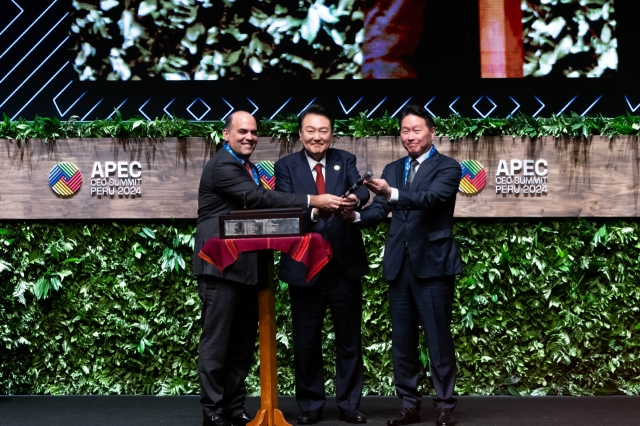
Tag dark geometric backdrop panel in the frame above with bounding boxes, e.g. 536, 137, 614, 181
1, 1, 640, 121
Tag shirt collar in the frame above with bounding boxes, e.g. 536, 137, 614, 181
411, 144, 435, 165
304, 150, 327, 170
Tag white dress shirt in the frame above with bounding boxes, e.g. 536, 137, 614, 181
389, 150, 430, 201
305, 151, 327, 221
353, 150, 430, 222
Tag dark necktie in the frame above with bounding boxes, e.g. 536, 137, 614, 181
314, 163, 325, 194
244, 162, 255, 180
407, 159, 419, 188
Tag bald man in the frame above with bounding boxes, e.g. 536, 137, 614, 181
193, 112, 346, 426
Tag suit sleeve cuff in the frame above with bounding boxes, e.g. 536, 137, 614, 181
389, 188, 399, 203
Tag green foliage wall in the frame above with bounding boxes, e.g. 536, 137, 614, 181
2, 111, 640, 141
2, 219, 640, 396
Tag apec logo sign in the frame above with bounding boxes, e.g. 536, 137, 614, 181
256, 160, 276, 190
459, 160, 486, 195
495, 159, 548, 195
459, 158, 549, 197
49, 161, 143, 198
49, 162, 82, 197
90, 161, 142, 197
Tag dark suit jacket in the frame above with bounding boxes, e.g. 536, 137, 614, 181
274, 148, 370, 286
193, 148, 308, 284
359, 150, 463, 281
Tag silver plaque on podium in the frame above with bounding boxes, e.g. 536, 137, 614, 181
219, 208, 306, 239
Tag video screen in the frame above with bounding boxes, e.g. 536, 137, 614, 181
71, 0, 617, 80
71, 0, 365, 80
523, 0, 617, 78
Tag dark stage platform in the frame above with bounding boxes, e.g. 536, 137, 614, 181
1, 395, 639, 426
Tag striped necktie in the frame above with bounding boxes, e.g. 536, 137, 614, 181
407, 159, 419, 188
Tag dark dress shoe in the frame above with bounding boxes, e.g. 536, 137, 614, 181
297, 410, 322, 424
204, 414, 234, 426
339, 409, 367, 423
231, 411, 254, 426
387, 407, 420, 426
435, 408, 456, 426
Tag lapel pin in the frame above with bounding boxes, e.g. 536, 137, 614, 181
334, 165, 340, 170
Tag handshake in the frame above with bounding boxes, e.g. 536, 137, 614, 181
309, 193, 360, 219
309, 171, 372, 219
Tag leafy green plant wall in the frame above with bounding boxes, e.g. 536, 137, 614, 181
2, 111, 640, 140
2, 219, 640, 396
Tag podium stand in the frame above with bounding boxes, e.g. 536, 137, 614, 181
199, 234, 332, 426
250, 251, 290, 426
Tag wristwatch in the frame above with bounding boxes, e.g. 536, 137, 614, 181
355, 198, 361, 209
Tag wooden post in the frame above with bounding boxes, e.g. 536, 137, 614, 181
479, 0, 524, 78
248, 251, 292, 426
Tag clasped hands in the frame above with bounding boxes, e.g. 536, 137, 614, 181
340, 179, 391, 222
311, 179, 391, 220
309, 193, 359, 219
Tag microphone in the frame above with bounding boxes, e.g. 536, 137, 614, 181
343, 170, 373, 198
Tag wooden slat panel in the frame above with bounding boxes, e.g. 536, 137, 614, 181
0, 137, 213, 219
1, 136, 638, 219
447, 135, 640, 217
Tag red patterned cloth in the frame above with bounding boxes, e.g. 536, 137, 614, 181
199, 233, 333, 283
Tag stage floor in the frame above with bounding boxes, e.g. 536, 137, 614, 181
1, 395, 639, 426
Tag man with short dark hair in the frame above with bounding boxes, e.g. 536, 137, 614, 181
275, 104, 370, 425
193, 111, 347, 426
343, 105, 463, 426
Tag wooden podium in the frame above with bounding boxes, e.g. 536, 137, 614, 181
199, 232, 332, 426
249, 251, 292, 426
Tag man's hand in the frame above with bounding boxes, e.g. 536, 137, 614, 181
340, 209, 356, 222
340, 194, 359, 211
364, 178, 392, 198
310, 194, 343, 210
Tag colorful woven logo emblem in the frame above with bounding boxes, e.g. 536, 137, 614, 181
49, 162, 82, 196
256, 160, 276, 190
459, 160, 486, 195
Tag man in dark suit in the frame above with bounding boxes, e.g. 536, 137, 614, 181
343, 105, 463, 426
274, 105, 370, 425
193, 111, 346, 426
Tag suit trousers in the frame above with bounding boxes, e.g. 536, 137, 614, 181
389, 253, 457, 411
198, 275, 258, 419
288, 259, 364, 412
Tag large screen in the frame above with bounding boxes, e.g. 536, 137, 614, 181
0, 1, 638, 120
71, 0, 619, 80
480, 0, 617, 78
71, 0, 365, 80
